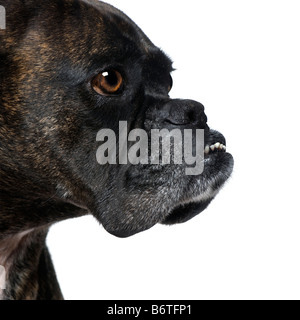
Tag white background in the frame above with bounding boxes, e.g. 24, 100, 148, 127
48, 0, 300, 300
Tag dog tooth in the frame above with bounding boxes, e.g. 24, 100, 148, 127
215, 142, 220, 149
204, 146, 210, 154
210, 145, 215, 151
223, 145, 226, 151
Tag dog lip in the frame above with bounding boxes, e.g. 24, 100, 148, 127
164, 119, 190, 126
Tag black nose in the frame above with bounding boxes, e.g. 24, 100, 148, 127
145, 99, 208, 130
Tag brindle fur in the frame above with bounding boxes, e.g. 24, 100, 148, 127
0, 0, 233, 299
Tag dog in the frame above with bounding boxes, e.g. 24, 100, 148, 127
0, 0, 234, 300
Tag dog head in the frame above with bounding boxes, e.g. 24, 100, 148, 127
0, 0, 233, 237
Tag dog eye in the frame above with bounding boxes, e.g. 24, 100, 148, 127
168, 75, 173, 93
92, 69, 124, 95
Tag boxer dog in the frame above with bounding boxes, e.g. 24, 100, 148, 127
0, 0, 234, 299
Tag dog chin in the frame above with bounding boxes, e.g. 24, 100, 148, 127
104, 152, 233, 238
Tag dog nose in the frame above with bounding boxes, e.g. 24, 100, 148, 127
150, 99, 207, 129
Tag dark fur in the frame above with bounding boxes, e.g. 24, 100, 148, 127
0, 0, 233, 299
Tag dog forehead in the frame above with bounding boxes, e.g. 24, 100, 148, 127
2, 0, 153, 57
44, 0, 154, 55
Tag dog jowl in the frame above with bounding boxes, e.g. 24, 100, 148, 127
0, 0, 234, 300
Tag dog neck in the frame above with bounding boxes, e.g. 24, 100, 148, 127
0, 187, 87, 300
0, 228, 63, 300
0, 229, 35, 270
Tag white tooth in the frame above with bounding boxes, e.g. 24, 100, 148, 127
215, 142, 220, 149
210, 145, 215, 151
223, 145, 226, 151
219, 144, 224, 150
204, 146, 210, 154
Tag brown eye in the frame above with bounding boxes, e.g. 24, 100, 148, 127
92, 69, 124, 95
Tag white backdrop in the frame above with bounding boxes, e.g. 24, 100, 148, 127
47, 0, 300, 300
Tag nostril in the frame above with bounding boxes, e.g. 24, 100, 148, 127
186, 110, 207, 126
187, 110, 196, 123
